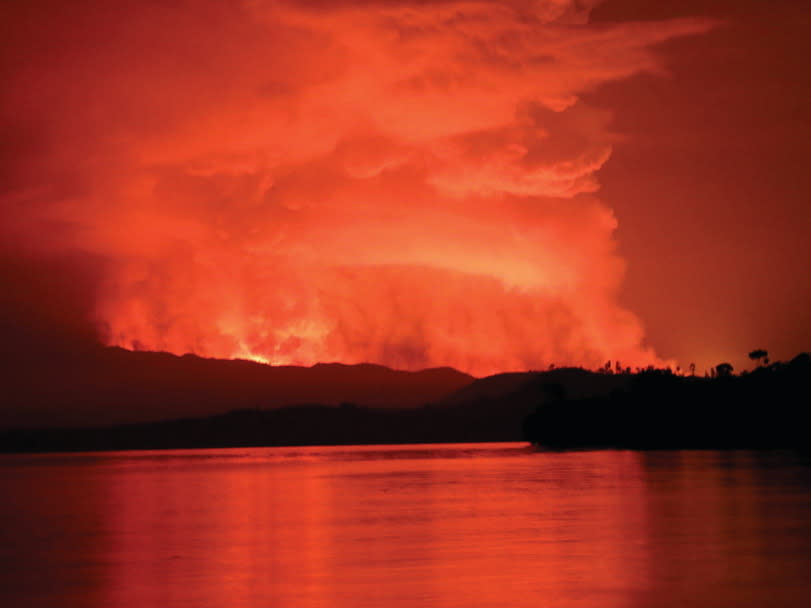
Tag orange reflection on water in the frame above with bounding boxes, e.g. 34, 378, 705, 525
5, 445, 811, 608
98, 445, 650, 608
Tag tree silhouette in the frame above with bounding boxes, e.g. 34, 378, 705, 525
748, 349, 768, 367
715, 362, 734, 377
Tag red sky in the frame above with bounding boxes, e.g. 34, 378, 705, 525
1, 0, 808, 376
588, 0, 811, 372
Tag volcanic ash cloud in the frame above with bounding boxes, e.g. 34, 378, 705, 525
0, 1, 712, 375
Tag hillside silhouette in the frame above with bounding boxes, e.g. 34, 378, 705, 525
524, 353, 811, 449
0, 345, 473, 428
2, 349, 809, 453
1, 362, 636, 452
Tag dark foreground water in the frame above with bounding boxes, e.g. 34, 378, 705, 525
2, 444, 811, 608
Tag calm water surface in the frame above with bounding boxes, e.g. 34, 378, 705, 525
2, 443, 811, 607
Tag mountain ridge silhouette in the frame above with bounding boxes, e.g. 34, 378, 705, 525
1, 346, 475, 429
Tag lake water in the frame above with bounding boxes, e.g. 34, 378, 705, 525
2, 443, 811, 607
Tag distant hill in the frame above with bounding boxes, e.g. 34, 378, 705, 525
440, 367, 630, 407
0, 367, 631, 453
431, 367, 632, 440
0, 404, 521, 453
3, 356, 809, 453
0, 346, 474, 428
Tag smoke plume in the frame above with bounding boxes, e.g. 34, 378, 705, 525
0, 1, 712, 375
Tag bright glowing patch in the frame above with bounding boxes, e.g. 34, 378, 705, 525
0, 1, 712, 375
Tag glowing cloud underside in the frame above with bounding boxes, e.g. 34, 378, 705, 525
0, 1, 712, 375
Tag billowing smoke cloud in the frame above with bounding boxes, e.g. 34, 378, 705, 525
0, 0, 712, 375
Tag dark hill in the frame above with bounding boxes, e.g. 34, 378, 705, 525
0, 346, 474, 429
440, 367, 630, 407
524, 354, 811, 449
0, 367, 649, 453
428, 367, 631, 440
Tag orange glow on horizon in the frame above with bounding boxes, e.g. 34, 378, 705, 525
0, 1, 715, 375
